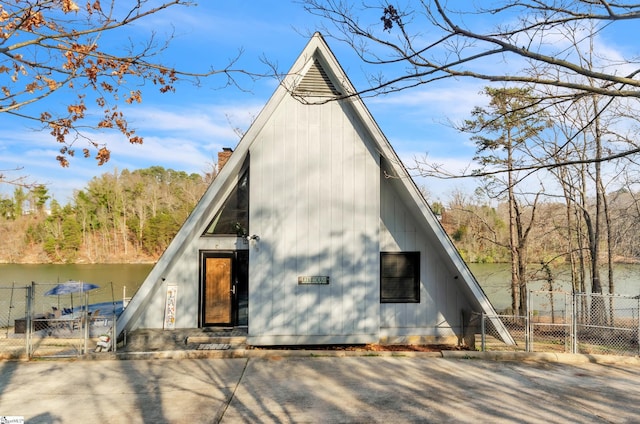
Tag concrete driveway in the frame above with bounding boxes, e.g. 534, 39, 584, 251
0, 354, 638, 423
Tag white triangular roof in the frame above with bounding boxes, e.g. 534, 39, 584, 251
117, 33, 513, 344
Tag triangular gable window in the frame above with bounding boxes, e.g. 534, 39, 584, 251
203, 170, 249, 236
293, 57, 341, 97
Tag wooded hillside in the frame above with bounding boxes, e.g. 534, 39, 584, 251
2, 165, 639, 274
0, 166, 212, 263
435, 191, 640, 266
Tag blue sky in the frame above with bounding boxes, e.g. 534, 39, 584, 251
1, 1, 634, 204
0, 1, 488, 204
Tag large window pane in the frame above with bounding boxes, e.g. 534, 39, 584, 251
203, 170, 249, 236
380, 252, 420, 303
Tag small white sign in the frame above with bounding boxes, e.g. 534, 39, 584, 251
163, 285, 178, 330
298, 276, 330, 285
0, 417, 24, 424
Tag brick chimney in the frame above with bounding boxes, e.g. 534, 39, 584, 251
218, 147, 233, 172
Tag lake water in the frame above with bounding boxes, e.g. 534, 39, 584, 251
470, 263, 640, 311
0, 263, 154, 308
1, 262, 639, 313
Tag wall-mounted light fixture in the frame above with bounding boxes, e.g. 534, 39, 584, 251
246, 234, 260, 242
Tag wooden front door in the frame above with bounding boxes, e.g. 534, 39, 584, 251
203, 256, 233, 325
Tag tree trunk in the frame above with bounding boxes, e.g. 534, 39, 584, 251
507, 140, 520, 316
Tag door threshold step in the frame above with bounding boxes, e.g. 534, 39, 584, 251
187, 336, 246, 345
197, 343, 230, 350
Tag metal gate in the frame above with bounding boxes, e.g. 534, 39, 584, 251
30, 282, 87, 358
0, 283, 117, 359
528, 290, 573, 353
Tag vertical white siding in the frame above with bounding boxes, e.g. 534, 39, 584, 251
329, 103, 344, 335
135, 236, 242, 329
380, 168, 471, 338
249, 95, 380, 342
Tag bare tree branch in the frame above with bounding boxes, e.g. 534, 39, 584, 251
0, 0, 266, 168
303, 0, 640, 178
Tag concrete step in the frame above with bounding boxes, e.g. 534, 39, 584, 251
186, 335, 247, 345
122, 328, 247, 352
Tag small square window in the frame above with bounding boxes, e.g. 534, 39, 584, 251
380, 252, 420, 303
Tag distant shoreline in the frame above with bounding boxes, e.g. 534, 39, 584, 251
0, 260, 157, 265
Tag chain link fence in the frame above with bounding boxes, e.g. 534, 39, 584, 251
575, 293, 640, 356
0, 285, 30, 359
529, 290, 573, 353
481, 291, 640, 356
32, 282, 118, 358
479, 314, 528, 352
0, 282, 119, 359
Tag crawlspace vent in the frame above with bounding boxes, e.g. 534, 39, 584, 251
294, 58, 341, 97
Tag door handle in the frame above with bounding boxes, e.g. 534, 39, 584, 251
230, 285, 236, 295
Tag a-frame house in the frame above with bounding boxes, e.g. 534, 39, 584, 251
117, 33, 513, 347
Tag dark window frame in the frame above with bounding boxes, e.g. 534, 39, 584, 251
203, 168, 249, 236
380, 252, 420, 303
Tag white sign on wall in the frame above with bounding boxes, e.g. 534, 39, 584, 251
298, 276, 330, 285
163, 284, 178, 330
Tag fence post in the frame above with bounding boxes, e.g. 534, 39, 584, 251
526, 290, 531, 352
83, 292, 89, 355
26, 283, 33, 360
572, 292, 577, 354
481, 313, 486, 351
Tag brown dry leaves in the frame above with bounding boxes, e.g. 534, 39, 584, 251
0, 1, 187, 167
